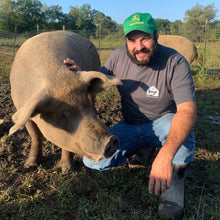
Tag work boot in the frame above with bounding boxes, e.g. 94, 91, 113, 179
158, 164, 188, 220
128, 147, 155, 168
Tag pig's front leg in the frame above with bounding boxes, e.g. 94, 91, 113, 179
61, 149, 74, 173
24, 120, 43, 168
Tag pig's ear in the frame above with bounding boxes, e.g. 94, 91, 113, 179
9, 89, 49, 135
78, 71, 122, 94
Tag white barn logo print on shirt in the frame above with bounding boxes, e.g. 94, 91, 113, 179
146, 86, 159, 98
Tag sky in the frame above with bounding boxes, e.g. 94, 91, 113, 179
41, 0, 220, 24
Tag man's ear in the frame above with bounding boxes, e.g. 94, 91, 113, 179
154, 31, 159, 41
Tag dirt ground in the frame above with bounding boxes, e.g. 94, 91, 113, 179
0, 46, 219, 219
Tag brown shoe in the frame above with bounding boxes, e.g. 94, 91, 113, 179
128, 147, 155, 169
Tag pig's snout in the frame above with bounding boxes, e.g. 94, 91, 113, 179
103, 135, 119, 158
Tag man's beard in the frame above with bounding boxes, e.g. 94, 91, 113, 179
126, 41, 157, 66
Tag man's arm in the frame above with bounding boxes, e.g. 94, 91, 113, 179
148, 100, 197, 196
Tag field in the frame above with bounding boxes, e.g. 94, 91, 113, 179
0, 38, 220, 220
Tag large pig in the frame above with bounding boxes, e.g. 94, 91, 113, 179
9, 31, 121, 173
158, 35, 198, 64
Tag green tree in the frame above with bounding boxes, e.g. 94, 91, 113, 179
0, 0, 17, 31
183, 3, 218, 41
94, 11, 118, 37
184, 3, 218, 25
69, 4, 118, 38
69, 4, 96, 32
15, 0, 43, 32
155, 18, 171, 34
169, 20, 182, 35
41, 4, 65, 30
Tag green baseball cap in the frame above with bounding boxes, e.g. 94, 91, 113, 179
123, 12, 157, 36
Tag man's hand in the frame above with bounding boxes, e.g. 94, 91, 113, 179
63, 58, 82, 71
148, 149, 173, 196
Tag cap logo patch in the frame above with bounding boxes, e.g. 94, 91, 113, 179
132, 15, 140, 22
130, 15, 144, 26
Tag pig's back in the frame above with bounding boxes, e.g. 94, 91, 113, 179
10, 31, 100, 108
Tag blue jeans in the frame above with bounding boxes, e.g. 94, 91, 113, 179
83, 113, 195, 171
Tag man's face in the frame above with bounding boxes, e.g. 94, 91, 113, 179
126, 31, 157, 66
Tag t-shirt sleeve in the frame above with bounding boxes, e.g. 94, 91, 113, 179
170, 56, 196, 105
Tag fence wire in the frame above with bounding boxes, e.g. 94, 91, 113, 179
0, 24, 220, 76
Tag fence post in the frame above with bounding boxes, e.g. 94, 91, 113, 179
13, 25, 17, 60
37, 24, 39, 34
202, 18, 208, 76
99, 23, 101, 55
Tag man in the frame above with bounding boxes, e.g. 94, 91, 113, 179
64, 12, 196, 219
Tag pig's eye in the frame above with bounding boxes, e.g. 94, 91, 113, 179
57, 113, 67, 121
56, 111, 70, 121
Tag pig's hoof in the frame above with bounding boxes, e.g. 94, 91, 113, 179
24, 157, 38, 168
61, 161, 72, 174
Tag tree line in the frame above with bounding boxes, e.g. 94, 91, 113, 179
0, 1, 219, 41
0, 0, 119, 36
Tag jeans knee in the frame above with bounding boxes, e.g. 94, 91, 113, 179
83, 149, 127, 171
152, 113, 174, 144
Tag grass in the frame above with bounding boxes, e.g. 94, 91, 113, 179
191, 39, 220, 76
0, 35, 220, 219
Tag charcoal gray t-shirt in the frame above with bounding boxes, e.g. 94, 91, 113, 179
100, 44, 195, 124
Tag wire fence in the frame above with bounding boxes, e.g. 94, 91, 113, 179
0, 23, 220, 76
